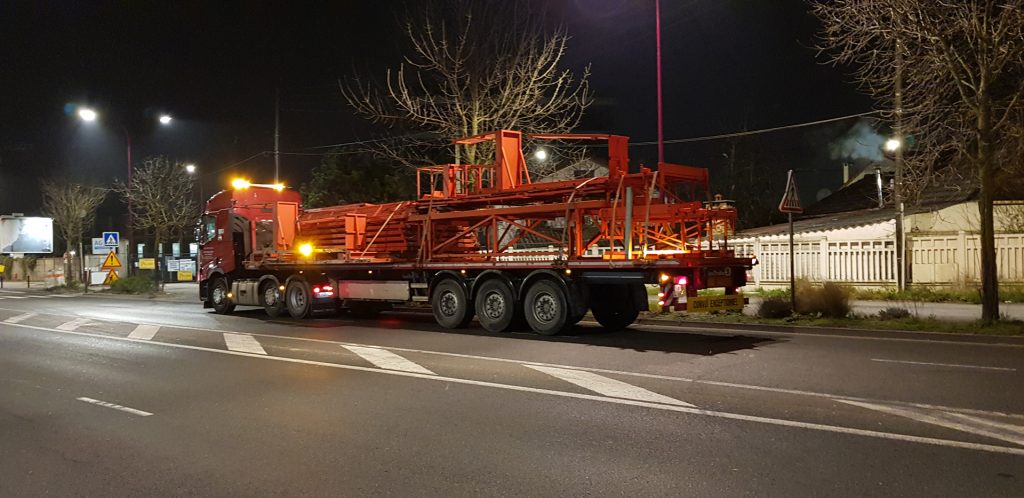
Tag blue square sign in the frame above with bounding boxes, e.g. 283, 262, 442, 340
102, 231, 120, 247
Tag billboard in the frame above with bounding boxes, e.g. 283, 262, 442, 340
0, 217, 54, 254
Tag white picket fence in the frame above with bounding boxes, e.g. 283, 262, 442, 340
734, 231, 1024, 288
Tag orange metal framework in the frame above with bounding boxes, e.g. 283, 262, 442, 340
294, 130, 740, 266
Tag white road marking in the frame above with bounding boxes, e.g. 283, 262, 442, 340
871, 358, 1016, 372
1, 306, 1021, 422
127, 324, 160, 340
3, 296, 28, 299
223, 333, 267, 355
56, 318, 92, 331
5, 321, 1024, 457
526, 364, 694, 406
945, 412, 1024, 438
76, 397, 152, 417
342, 345, 436, 375
4, 313, 37, 323
0, 289, 25, 294
838, 399, 1024, 447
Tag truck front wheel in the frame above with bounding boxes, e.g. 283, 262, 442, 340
431, 279, 473, 329
286, 279, 313, 319
211, 277, 235, 315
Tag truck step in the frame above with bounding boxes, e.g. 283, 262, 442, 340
411, 296, 429, 302
410, 283, 429, 289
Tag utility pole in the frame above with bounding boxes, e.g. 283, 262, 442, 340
655, 0, 664, 165
274, 88, 281, 184
894, 36, 906, 291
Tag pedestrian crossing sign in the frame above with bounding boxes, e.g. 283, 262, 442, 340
778, 170, 803, 214
103, 270, 119, 285
102, 231, 119, 247
101, 250, 122, 270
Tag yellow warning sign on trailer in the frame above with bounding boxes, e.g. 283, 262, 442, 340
685, 294, 745, 313
103, 270, 120, 285
101, 251, 122, 270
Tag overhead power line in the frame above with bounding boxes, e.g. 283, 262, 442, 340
630, 110, 881, 146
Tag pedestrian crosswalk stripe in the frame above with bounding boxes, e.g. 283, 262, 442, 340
342, 345, 436, 375
4, 313, 37, 323
223, 333, 267, 355
525, 365, 695, 407
56, 318, 92, 331
128, 324, 160, 340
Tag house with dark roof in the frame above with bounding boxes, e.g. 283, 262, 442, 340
731, 165, 1024, 288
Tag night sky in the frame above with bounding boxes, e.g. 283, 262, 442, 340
0, 0, 872, 226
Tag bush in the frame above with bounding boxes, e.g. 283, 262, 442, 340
757, 297, 793, 318
795, 280, 851, 318
877, 306, 912, 320
110, 275, 155, 294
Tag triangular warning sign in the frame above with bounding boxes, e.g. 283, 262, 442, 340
778, 169, 804, 214
101, 250, 122, 270
103, 270, 119, 285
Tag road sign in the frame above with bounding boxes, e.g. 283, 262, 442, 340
139, 258, 156, 270
102, 231, 120, 247
0, 264, 5, 274
103, 270, 119, 285
177, 270, 193, 281
778, 170, 803, 214
101, 250, 122, 270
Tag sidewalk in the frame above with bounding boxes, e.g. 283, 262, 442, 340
744, 297, 1024, 322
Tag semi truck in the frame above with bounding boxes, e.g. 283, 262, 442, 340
197, 130, 753, 335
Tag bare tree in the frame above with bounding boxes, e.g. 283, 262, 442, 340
117, 156, 196, 285
40, 180, 107, 285
341, 1, 592, 174
813, 0, 1024, 324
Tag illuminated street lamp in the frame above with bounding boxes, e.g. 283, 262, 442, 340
78, 108, 98, 122
159, 114, 173, 125
534, 149, 548, 161
185, 163, 196, 174
884, 138, 902, 152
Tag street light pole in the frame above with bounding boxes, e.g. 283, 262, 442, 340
123, 126, 134, 276
655, 0, 664, 165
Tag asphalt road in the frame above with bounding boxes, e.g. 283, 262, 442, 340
1, 288, 1022, 496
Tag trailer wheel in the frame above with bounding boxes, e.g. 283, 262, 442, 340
211, 277, 235, 315
524, 279, 569, 336
260, 280, 286, 318
285, 279, 313, 319
431, 279, 473, 329
474, 279, 518, 333
591, 286, 639, 332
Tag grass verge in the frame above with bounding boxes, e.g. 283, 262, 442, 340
639, 310, 1024, 336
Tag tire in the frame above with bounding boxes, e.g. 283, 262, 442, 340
260, 280, 286, 318
431, 278, 473, 328
591, 286, 639, 332
474, 279, 518, 333
210, 277, 235, 315
523, 279, 569, 336
285, 278, 313, 319
349, 301, 388, 319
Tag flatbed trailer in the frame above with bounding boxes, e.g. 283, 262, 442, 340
198, 130, 754, 335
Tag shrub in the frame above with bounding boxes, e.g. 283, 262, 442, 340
110, 275, 155, 294
757, 297, 793, 318
877, 306, 912, 320
795, 280, 851, 318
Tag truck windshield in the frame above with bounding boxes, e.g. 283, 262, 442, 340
200, 215, 216, 244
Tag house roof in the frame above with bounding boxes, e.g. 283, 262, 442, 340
737, 208, 898, 237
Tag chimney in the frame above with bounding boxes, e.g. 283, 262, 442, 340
875, 167, 884, 208
842, 163, 850, 185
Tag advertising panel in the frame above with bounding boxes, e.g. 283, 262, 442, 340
0, 217, 54, 253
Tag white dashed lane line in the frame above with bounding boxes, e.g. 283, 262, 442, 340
342, 345, 436, 375
77, 397, 153, 417
871, 358, 1016, 372
223, 333, 267, 355
526, 364, 695, 407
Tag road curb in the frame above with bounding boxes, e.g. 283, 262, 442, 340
621, 316, 1024, 345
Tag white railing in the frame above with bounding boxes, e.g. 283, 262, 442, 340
734, 239, 897, 288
